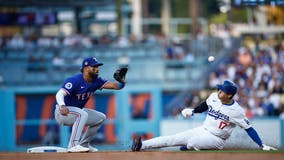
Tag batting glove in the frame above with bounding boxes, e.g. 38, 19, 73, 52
262, 144, 277, 151
181, 108, 194, 118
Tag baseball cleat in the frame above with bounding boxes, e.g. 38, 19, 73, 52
131, 136, 142, 151
67, 145, 90, 153
179, 145, 189, 151
88, 145, 99, 152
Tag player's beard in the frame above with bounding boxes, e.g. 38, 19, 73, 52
89, 71, 98, 79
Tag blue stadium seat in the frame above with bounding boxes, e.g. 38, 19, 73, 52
0, 51, 5, 60
6, 51, 29, 60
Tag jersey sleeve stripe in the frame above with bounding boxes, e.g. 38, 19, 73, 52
61, 88, 70, 95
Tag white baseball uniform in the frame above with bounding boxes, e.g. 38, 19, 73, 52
141, 92, 251, 150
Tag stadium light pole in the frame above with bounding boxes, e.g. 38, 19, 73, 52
116, 0, 122, 35
190, 0, 199, 39
161, 0, 171, 37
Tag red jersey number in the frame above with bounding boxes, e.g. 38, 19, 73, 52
218, 121, 228, 130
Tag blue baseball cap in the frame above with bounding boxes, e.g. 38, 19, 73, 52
217, 80, 237, 95
81, 57, 103, 71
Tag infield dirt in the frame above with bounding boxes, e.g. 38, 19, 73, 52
0, 151, 283, 160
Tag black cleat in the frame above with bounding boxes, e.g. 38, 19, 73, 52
180, 145, 189, 151
131, 136, 142, 151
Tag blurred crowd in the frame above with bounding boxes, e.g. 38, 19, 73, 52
0, 32, 164, 50
206, 38, 284, 119
169, 35, 284, 119
1, 29, 284, 120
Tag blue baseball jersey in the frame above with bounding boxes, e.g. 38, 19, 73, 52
61, 73, 108, 108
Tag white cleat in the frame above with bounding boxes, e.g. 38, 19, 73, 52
88, 145, 99, 152
67, 145, 90, 153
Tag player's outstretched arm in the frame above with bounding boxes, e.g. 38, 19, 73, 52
103, 81, 125, 90
193, 101, 208, 113
181, 101, 208, 118
103, 67, 128, 90
245, 127, 277, 151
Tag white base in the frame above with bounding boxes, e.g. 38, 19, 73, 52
27, 146, 67, 153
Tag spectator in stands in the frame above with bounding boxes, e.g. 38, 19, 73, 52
27, 55, 47, 72
226, 63, 237, 82
99, 33, 113, 45
52, 54, 65, 70
247, 92, 263, 117
267, 92, 281, 116
207, 38, 284, 117
238, 46, 254, 67
208, 72, 221, 89
117, 53, 130, 68
141, 34, 158, 46
242, 96, 254, 119
172, 37, 185, 60
51, 36, 61, 48
38, 36, 53, 48
7, 34, 25, 50
163, 41, 175, 59
81, 34, 93, 48
183, 48, 195, 63
114, 35, 132, 48
163, 37, 185, 60
73, 56, 84, 66
271, 80, 283, 94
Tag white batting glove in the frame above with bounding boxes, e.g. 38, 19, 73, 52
262, 144, 277, 151
181, 108, 194, 118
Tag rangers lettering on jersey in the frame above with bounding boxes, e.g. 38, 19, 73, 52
76, 92, 94, 101
208, 106, 229, 121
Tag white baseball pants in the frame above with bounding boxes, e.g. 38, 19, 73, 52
142, 126, 225, 150
54, 105, 106, 148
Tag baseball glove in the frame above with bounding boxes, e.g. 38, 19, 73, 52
113, 67, 128, 84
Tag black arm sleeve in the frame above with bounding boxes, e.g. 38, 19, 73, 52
193, 101, 208, 113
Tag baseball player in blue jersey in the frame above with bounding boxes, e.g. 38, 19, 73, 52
54, 57, 128, 152
132, 80, 277, 151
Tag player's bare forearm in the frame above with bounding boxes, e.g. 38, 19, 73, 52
103, 81, 124, 90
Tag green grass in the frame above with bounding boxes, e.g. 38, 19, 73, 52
180, 149, 284, 153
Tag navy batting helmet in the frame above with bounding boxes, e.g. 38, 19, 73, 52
217, 80, 237, 95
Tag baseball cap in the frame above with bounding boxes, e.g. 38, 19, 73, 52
80, 57, 103, 71
217, 80, 237, 95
